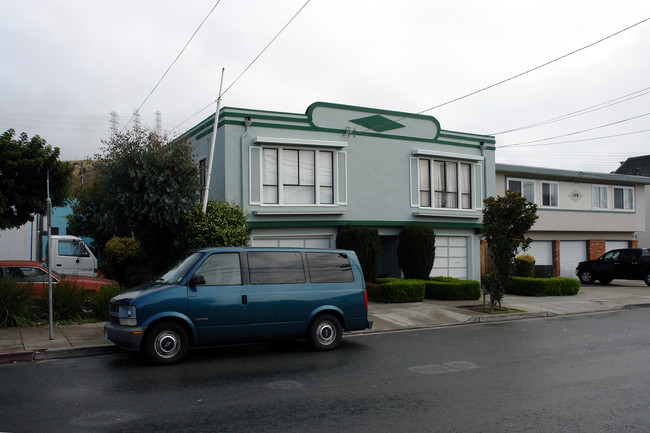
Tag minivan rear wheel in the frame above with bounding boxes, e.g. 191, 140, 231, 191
308, 313, 342, 351
143, 322, 189, 365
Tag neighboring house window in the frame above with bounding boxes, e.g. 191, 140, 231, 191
592, 185, 608, 209
259, 147, 336, 205
507, 178, 535, 203
198, 158, 207, 189
613, 186, 634, 210
417, 159, 471, 209
541, 182, 559, 207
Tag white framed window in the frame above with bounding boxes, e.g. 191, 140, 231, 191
613, 186, 634, 211
541, 181, 559, 207
416, 158, 472, 210
592, 185, 608, 210
507, 178, 535, 203
252, 146, 342, 206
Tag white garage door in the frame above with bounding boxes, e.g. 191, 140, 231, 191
431, 236, 468, 279
606, 241, 629, 252
251, 236, 332, 249
560, 241, 586, 278
523, 241, 553, 266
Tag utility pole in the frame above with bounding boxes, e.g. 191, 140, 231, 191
46, 172, 54, 340
202, 68, 225, 213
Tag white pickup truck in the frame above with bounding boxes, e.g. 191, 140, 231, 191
48, 235, 99, 277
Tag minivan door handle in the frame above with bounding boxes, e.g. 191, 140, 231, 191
241, 295, 248, 305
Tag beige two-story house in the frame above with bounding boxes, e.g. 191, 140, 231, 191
496, 163, 650, 278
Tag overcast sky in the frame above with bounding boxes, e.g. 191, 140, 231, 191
1, 0, 649, 173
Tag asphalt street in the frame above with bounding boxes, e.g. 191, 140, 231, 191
2, 308, 650, 433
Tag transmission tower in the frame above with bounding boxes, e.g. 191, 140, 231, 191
109, 111, 119, 137
133, 108, 141, 132
155, 110, 162, 135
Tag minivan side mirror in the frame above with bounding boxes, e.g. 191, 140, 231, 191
188, 273, 206, 286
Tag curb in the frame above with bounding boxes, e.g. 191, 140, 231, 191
0, 350, 35, 363
33, 345, 119, 361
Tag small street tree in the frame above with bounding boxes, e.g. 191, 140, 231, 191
0, 129, 72, 229
482, 190, 538, 311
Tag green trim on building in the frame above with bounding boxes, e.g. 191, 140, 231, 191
182, 103, 495, 149
247, 219, 483, 230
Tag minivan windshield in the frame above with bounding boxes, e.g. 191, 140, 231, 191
158, 252, 204, 284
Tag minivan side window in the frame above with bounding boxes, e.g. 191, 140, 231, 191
248, 251, 305, 284
306, 252, 354, 283
196, 253, 242, 285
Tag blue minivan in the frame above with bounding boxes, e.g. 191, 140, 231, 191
104, 247, 373, 365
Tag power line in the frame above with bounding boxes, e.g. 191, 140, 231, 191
221, 0, 311, 98
491, 86, 650, 135
172, 0, 312, 134
121, 0, 224, 133
498, 128, 650, 149
418, 17, 650, 115
498, 112, 650, 148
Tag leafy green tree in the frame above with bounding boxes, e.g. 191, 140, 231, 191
68, 128, 200, 273
397, 224, 436, 279
336, 225, 381, 282
482, 190, 538, 311
181, 200, 250, 250
0, 129, 72, 229
67, 174, 122, 258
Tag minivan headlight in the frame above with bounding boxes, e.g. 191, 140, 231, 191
118, 305, 137, 326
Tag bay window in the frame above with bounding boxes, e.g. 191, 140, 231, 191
416, 158, 472, 210
255, 146, 340, 206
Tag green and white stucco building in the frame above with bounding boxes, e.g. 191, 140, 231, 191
183, 102, 496, 279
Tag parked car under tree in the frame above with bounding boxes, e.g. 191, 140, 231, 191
575, 248, 650, 286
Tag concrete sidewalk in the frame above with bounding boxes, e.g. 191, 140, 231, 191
2, 280, 650, 363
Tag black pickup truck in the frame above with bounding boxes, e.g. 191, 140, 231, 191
576, 248, 650, 286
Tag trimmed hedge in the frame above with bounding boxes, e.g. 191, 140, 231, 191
425, 277, 481, 301
367, 278, 425, 303
506, 276, 580, 296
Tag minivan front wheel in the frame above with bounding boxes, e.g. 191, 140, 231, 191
308, 314, 342, 351
143, 322, 189, 365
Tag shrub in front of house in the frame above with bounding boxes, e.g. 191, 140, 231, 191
425, 277, 481, 300
514, 254, 536, 277
397, 224, 436, 279
368, 278, 425, 303
506, 276, 580, 296
336, 225, 382, 282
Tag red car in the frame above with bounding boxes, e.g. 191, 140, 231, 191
0, 260, 116, 292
